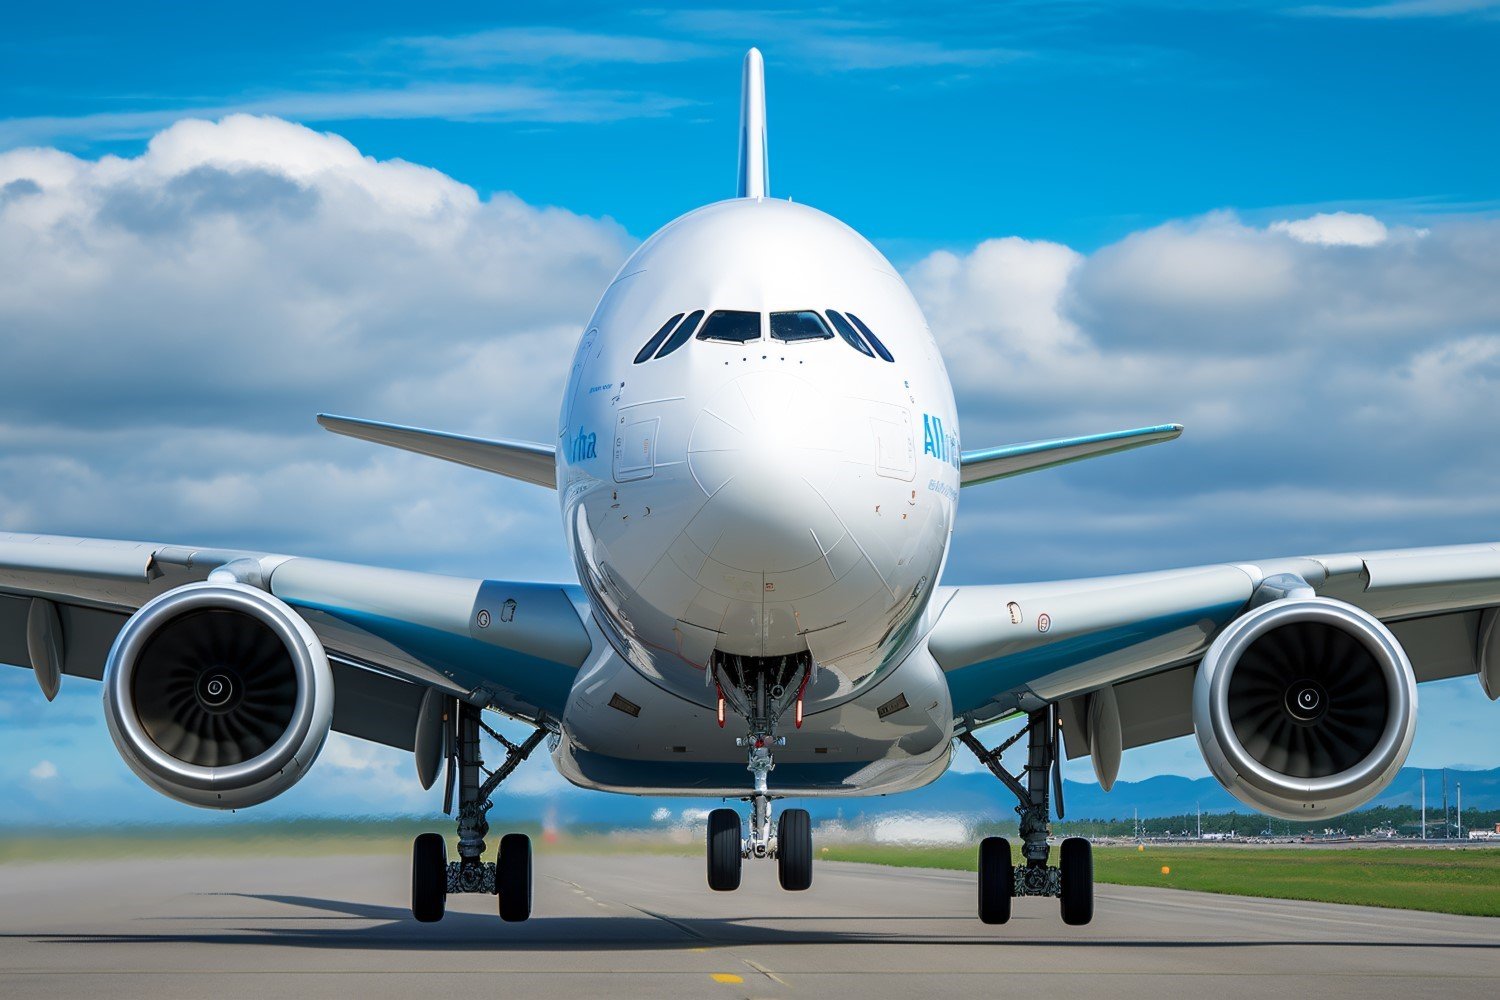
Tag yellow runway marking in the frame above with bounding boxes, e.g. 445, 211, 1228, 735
711, 973, 745, 984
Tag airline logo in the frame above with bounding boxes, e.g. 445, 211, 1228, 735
569, 426, 599, 463
922, 414, 959, 470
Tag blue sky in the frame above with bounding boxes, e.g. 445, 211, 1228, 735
2, 1, 1499, 823
4, 2, 1497, 255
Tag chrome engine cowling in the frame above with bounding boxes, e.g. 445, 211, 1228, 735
1193, 597, 1416, 820
103, 582, 333, 809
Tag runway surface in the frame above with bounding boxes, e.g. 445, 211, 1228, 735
2, 851, 1497, 999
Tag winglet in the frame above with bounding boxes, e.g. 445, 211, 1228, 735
318, 413, 557, 489
959, 424, 1183, 488
737, 48, 768, 199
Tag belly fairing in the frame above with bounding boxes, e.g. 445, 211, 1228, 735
554, 643, 955, 796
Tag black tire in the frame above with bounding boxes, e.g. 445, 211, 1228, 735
977, 836, 1013, 925
707, 808, 743, 891
498, 832, 533, 922
777, 808, 813, 891
411, 832, 447, 923
1059, 836, 1094, 926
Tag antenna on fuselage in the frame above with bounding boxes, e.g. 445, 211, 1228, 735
737, 48, 768, 199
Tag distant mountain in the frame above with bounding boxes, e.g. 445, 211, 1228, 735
5, 761, 1496, 832
495, 765, 1500, 831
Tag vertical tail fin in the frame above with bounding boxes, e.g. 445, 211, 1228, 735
737, 48, 768, 199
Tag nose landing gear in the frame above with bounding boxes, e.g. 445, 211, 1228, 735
409, 700, 547, 923
706, 651, 816, 892
959, 705, 1095, 926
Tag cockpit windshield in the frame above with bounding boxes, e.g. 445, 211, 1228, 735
770, 310, 834, 343
655, 310, 704, 358
845, 312, 895, 362
825, 310, 874, 357
631, 308, 894, 361
696, 310, 762, 344
634, 313, 684, 364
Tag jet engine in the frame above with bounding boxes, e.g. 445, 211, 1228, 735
103, 581, 334, 809
1193, 596, 1416, 820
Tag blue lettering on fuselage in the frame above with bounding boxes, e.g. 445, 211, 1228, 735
922, 414, 960, 469
569, 426, 598, 463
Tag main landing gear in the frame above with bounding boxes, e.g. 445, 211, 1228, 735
410, 700, 547, 923
959, 705, 1094, 926
705, 651, 815, 893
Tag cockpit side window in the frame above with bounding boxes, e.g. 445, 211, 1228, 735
696, 310, 762, 344
826, 310, 875, 357
770, 310, 835, 343
846, 312, 894, 362
655, 310, 704, 358
634, 313, 684, 364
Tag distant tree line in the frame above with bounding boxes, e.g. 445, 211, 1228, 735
1012, 804, 1500, 839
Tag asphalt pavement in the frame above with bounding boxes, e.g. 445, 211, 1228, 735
2, 851, 1496, 999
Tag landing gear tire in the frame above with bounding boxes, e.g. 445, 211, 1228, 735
411, 833, 447, 923
977, 836, 1013, 925
777, 808, 813, 891
1059, 837, 1094, 926
707, 808, 743, 891
498, 832, 533, 922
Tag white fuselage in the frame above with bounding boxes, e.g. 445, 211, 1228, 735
550, 197, 963, 796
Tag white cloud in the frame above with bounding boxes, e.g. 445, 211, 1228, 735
0, 86, 693, 147
396, 27, 720, 67
1270, 211, 1389, 246
0, 114, 632, 579
656, 9, 1027, 70
29, 760, 58, 780
321, 734, 387, 772
1291, 1, 1500, 19
906, 208, 1500, 588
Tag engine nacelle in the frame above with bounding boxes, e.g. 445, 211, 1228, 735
103, 582, 333, 809
1193, 596, 1416, 820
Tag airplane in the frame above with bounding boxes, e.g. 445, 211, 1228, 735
3, 48, 1499, 928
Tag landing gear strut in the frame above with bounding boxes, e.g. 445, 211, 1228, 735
959, 705, 1094, 926
706, 651, 815, 892
410, 700, 547, 923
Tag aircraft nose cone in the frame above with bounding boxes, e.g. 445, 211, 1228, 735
685, 371, 847, 574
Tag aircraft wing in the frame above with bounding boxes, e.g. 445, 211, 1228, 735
929, 542, 1500, 764
0, 530, 592, 753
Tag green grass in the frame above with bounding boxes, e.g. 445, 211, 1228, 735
817, 842, 1500, 918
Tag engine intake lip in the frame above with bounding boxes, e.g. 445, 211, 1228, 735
104, 582, 327, 794
1198, 597, 1415, 805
